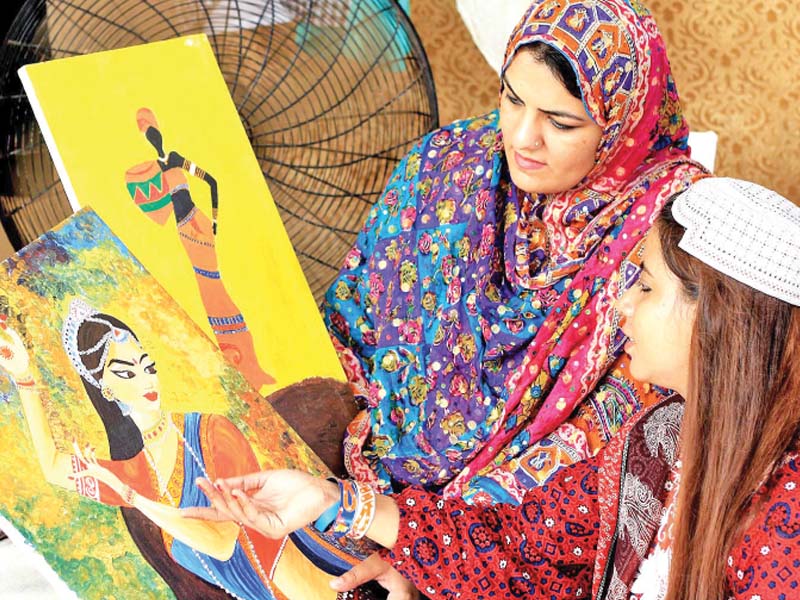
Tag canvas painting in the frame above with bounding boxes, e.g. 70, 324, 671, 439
18, 34, 344, 397
0, 210, 363, 599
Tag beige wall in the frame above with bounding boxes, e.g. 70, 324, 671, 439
412, 0, 800, 203
647, 0, 800, 202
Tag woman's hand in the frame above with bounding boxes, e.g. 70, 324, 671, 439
0, 315, 32, 381
70, 440, 125, 495
331, 553, 420, 600
185, 469, 338, 539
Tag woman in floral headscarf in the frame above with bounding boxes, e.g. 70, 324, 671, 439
325, 0, 706, 508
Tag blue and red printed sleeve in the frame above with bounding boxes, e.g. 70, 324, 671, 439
382, 457, 600, 599
726, 455, 800, 599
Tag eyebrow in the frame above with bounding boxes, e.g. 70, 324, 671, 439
502, 76, 589, 122
107, 353, 150, 369
107, 358, 134, 368
640, 262, 652, 277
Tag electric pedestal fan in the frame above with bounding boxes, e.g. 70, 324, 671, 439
0, 0, 438, 303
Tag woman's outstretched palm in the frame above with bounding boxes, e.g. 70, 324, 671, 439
186, 469, 336, 539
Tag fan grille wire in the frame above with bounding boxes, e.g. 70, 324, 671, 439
0, 0, 438, 302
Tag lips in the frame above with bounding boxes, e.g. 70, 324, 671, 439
514, 151, 546, 171
144, 391, 159, 402
621, 328, 634, 353
623, 332, 635, 355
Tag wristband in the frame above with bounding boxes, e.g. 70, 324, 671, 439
313, 478, 342, 533
122, 484, 137, 506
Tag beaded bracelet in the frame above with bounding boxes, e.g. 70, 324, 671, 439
122, 484, 137, 506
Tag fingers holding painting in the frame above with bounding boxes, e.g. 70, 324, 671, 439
184, 480, 233, 522
192, 477, 276, 535
215, 479, 252, 524
192, 477, 240, 522
330, 553, 386, 592
217, 471, 268, 496
330, 553, 419, 600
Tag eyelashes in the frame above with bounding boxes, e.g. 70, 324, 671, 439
503, 93, 580, 131
109, 362, 157, 380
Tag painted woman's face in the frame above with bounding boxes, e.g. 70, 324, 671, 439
617, 229, 696, 397
500, 51, 603, 195
101, 337, 161, 415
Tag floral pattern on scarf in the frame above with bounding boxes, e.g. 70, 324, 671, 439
324, 0, 706, 499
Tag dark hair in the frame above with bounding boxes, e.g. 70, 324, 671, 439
77, 314, 143, 460
519, 42, 582, 99
75, 313, 231, 600
657, 199, 800, 600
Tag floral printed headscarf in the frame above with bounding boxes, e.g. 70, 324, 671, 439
324, 0, 707, 496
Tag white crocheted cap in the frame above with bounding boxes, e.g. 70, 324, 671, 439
672, 177, 800, 306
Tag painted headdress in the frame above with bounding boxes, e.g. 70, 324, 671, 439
673, 178, 800, 306
136, 107, 159, 133
62, 298, 132, 391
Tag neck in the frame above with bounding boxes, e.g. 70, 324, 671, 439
132, 408, 165, 435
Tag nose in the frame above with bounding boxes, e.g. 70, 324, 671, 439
615, 287, 635, 320
513, 111, 543, 152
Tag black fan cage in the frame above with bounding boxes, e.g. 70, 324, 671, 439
0, 0, 438, 302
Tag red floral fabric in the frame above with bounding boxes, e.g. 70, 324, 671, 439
382, 399, 800, 599
385, 456, 599, 599
725, 452, 800, 600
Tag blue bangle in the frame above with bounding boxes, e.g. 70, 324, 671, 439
313, 478, 341, 533
331, 479, 359, 538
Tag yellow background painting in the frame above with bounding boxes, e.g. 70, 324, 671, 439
19, 34, 344, 393
0, 210, 347, 599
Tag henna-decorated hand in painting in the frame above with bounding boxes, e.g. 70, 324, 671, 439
186, 470, 338, 538
0, 315, 32, 382
69, 440, 126, 496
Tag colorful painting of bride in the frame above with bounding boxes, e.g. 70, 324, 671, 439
0, 211, 361, 599
0, 299, 351, 599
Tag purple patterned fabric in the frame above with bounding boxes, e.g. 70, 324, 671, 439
324, 0, 707, 499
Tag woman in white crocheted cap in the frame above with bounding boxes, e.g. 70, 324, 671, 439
190, 177, 800, 600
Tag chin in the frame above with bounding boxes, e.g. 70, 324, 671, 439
510, 172, 548, 195
509, 170, 569, 196
628, 362, 647, 385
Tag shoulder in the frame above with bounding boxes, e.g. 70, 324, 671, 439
182, 412, 249, 450
430, 110, 498, 142
200, 413, 246, 440
191, 413, 260, 477
619, 157, 707, 205
410, 111, 499, 157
